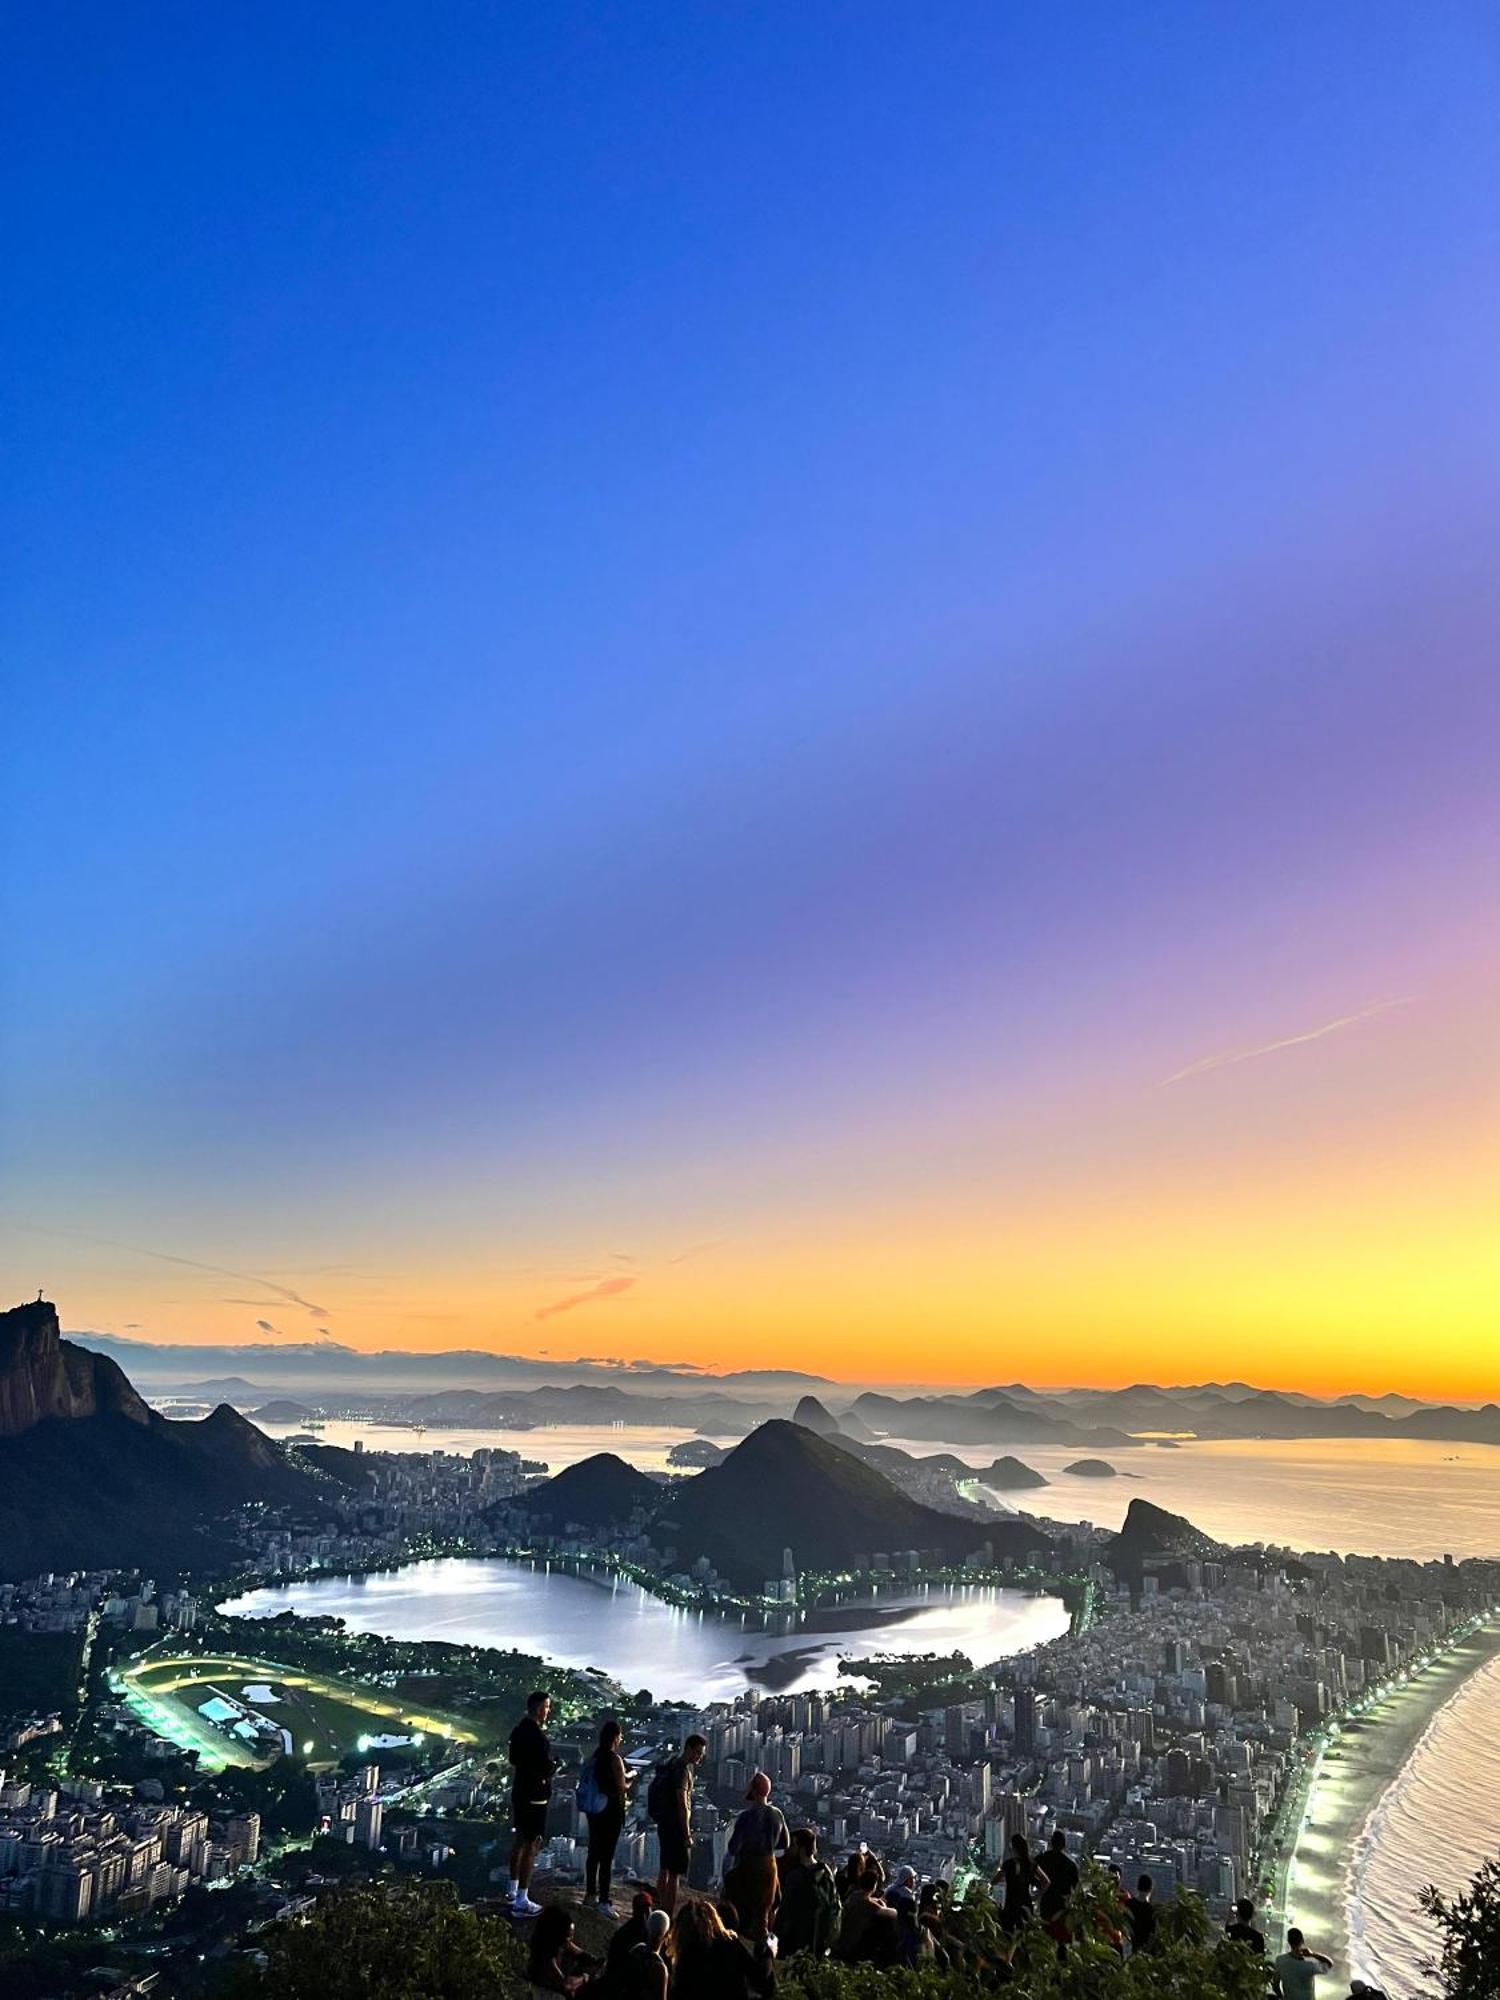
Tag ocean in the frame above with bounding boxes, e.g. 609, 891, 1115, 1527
1347, 1651, 1500, 1997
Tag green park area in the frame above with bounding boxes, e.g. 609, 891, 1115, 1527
115, 1650, 480, 1773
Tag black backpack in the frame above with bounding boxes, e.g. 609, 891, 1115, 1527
646, 1759, 676, 1824
812, 1861, 842, 1953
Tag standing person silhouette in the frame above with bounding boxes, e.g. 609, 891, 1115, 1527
1036, 1829, 1079, 1953
993, 1831, 1036, 1932
723, 1771, 789, 1944
508, 1688, 557, 1917
1276, 1927, 1334, 2000
649, 1732, 705, 1914
583, 1715, 629, 1913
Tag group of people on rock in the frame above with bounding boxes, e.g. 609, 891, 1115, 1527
527, 1886, 780, 1998
510, 1693, 1355, 1998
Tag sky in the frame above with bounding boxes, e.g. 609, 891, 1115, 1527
3, 3, 1497, 1395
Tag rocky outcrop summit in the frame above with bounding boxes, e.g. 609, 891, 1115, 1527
0, 1299, 153, 1435
0, 1299, 331, 1577
1105, 1497, 1221, 1576
791, 1393, 843, 1437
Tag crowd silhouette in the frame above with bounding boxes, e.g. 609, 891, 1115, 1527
510, 1693, 1348, 1997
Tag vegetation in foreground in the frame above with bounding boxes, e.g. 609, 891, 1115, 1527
228, 1874, 1273, 2000
223, 1851, 1500, 2000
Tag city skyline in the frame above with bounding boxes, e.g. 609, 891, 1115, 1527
5, 3, 1497, 1396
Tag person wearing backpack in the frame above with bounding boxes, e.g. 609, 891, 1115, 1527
579, 1715, 630, 1913
777, 1824, 840, 1958
648, 1732, 705, 1914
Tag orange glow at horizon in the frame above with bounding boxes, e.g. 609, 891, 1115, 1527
13, 967, 1496, 1407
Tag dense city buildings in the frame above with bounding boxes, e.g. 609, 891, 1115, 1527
2, 1423, 1495, 1998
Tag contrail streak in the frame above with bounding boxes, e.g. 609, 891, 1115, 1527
1160, 997, 1412, 1087
17, 1223, 330, 1318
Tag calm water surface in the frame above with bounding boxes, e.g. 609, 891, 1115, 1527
220, 1557, 1070, 1701
943, 1437, 1500, 1561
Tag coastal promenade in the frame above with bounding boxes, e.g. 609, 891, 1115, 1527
1276, 1615, 1500, 1982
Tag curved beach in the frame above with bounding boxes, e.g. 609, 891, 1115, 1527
1278, 1617, 1500, 1986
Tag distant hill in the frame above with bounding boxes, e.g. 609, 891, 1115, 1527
791, 1394, 842, 1436
1106, 1497, 1220, 1571
666, 1439, 726, 1468
183, 1377, 266, 1403
68, 1333, 828, 1398
511, 1452, 662, 1532
1063, 1458, 1117, 1477
652, 1420, 1049, 1589
850, 1390, 1130, 1449
385, 1381, 789, 1433
251, 1399, 315, 1424
846, 1380, 1500, 1450
982, 1456, 1048, 1490
68, 1333, 1491, 1445
0, 1301, 331, 1578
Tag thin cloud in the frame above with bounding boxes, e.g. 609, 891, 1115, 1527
571, 1353, 706, 1373
24, 1223, 332, 1318
534, 1274, 636, 1322
1160, 997, 1413, 1087
255, 1318, 280, 1335
668, 1240, 724, 1264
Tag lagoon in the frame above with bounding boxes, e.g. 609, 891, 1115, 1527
219, 1556, 1070, 1702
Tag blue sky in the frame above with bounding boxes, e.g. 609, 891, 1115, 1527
4, 3, 1497, 1385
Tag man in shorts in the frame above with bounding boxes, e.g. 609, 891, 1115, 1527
508, 1688, 557, 1917
652, 1732, 706, 1914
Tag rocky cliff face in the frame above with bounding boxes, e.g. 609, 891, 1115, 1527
0, 1299, 340, 1577
0, 1299, 153, 1438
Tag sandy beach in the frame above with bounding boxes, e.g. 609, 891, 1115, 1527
1275, 1617, 1500, 1980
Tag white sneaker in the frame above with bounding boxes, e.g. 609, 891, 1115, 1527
595, 1898, 614, 1916
511, 1893, 542, 1916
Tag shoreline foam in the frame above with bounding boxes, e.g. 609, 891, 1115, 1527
1277, 1617, 1500, 1984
